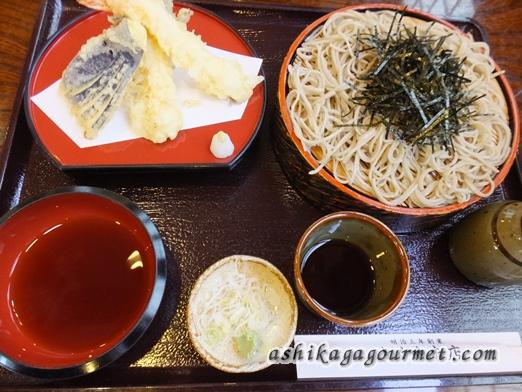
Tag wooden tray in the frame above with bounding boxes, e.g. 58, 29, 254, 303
0, 0, 521, 390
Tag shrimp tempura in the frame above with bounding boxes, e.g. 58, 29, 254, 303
78, 0, 262, 102
125, 39, 182, 143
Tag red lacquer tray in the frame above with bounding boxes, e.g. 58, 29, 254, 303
25, 4, 265, 170
0, 0, 521, 391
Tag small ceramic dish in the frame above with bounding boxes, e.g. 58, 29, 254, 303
294, 212, 409, 327
187, 255, 297, 373
0, 186, 166, 378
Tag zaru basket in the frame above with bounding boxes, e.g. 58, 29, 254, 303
273, 3, 520, 232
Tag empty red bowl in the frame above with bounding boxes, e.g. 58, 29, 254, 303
0, 187, 166, 378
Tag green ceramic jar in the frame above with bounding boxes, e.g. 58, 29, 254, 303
449, 201, 522, 287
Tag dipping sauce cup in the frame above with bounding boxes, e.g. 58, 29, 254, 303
294, 212, 409, 327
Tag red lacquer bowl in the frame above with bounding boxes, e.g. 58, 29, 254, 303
25, 4, 266, 170
0, 187, 166, 378
276, 3, 520, 217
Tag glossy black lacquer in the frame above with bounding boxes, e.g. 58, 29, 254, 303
0, 0, 521, 390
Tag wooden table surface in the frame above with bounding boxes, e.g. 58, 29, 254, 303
0, 0, 521, 391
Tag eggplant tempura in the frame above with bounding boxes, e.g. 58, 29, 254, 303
62, 0, 262, 141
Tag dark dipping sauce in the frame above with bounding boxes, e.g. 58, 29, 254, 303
9, 218, 151, 353
301, 239, 376, 316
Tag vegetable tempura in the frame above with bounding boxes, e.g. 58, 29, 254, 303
78, 0, 263, 102
61, 0, 262, 143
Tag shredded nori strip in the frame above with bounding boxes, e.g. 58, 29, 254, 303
348, 9, 483, 152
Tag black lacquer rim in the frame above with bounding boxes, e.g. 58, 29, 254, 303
23, 3, 267, 172
0, 186, 167, 379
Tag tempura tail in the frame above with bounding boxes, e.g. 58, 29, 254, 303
81, 0, 262, 102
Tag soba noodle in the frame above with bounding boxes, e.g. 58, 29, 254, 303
286, 10, 511, 208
